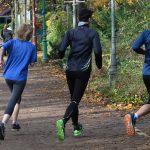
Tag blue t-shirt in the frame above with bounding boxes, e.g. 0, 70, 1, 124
2, 39, 37, 80
132, 30, 150, 75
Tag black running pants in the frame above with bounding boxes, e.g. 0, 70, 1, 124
143, 75, 150, 104
63, 70, 91, 126
4, 79, 26, 116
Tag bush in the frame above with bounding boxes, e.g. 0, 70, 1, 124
86, 2, 150, 105
46, 11, 71, 59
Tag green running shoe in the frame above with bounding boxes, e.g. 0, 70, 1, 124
73, 123, 83, 137
56, 119, 65, 141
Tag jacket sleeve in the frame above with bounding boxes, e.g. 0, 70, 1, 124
58, 31, 71, 59
93, 32, 102, 69
132, 31, 146, 55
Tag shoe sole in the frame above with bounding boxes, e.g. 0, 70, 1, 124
11, 129, 20, 132
124, 114, 135, 137
56, 120, 65, 141
0, 126, 4, 140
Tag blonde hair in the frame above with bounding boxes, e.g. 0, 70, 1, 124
16, 24, 33, 41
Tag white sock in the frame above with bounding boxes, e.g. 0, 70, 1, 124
134, 113, 138, 119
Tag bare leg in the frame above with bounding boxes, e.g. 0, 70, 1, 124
136, 104, 150, 118
2, 114, 10, 125
12, 103, 20, 124
1, 103, 20, 125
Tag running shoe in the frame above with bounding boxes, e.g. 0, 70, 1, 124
73, 123, 83, 137
11, 123, 21, 131
124, 114, 136, 137
0, 123, 5, 140
56, 119, 65, 141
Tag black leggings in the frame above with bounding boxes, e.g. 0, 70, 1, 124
4, 79, 26, 116
143, 75, 150, 104
63, 70, 91, 126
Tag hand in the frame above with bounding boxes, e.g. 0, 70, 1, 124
30, 63, 35, 67
0, 59, 4, 68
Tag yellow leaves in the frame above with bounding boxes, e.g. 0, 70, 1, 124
89, 0, 109, 8
89, 0, 137, 8
84, 89, 109, 106
106, 101, 144, 110
107, 103, 133, 110
46, 20, 51, 28
127, 0, 136, 5
116, 0, 136, 5
122, 103, 133, 109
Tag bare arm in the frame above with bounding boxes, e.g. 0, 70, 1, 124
0, 47, 4, 67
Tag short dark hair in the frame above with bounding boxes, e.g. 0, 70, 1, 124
79, 8, 93, 22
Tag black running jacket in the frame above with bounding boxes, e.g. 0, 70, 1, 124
58, 24, 102, 72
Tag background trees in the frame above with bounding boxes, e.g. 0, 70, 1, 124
1, 0, 150, 106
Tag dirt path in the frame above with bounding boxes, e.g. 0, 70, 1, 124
0, 64, 150, 150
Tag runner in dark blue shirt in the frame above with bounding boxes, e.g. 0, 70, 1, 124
0, 24, 37, 140
56, 8, 102, 141
124, 29, 150, 137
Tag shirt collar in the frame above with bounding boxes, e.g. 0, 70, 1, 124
78, 21, 89, 27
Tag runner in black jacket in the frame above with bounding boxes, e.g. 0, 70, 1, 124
56, 8, 102, 141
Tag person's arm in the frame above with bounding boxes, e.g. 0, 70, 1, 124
0, 40, 13, 67
30, 63, 35, 67
93, 32, 102, 69
132, 31, 146, 55
30, 45, 37, 67
58, 31, 71, 59
2, 40, 12, 55
0, 47, 5, 67
1, 30, 4, 40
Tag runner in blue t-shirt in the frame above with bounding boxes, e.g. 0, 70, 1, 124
0, 24, 37, 140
